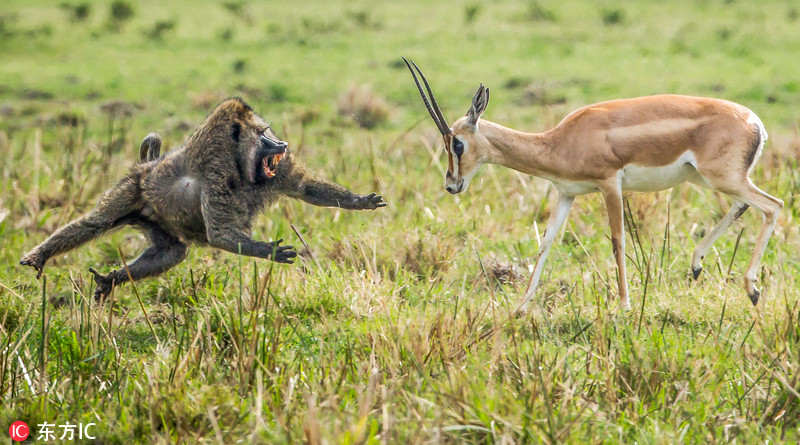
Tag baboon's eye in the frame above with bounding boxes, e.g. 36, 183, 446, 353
452, 138, 464, 157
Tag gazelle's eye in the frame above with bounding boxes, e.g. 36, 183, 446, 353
453, 138, 464, 157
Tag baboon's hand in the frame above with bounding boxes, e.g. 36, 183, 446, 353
20, 253, 45, 279
267, 239, 297, 264
355, 193, 387, 210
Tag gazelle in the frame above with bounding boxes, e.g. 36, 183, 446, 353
403, 57, 783, 312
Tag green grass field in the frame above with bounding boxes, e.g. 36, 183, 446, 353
1, 0, 799, 443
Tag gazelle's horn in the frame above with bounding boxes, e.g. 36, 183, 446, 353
402, 57, 451, 136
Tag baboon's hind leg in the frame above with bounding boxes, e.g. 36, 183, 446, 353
90, 221, 188, 302
20, 177, 142, 278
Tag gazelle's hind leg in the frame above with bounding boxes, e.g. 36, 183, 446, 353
699, 169, 783, 305
734, 181, 783, 305
691, 201, 749, 280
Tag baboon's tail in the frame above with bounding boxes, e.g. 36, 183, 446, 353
139, 132, 162, 163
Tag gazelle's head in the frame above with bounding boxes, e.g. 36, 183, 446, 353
403, 58, 490, 194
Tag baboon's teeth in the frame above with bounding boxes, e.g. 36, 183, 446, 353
262, 157, 276, 178
262, 153, 283, 178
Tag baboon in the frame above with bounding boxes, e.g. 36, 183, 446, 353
20, 98, 386, 300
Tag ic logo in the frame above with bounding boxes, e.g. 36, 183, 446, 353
9, 421, 29, 442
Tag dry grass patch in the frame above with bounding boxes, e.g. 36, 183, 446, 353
337, 84, 391, 129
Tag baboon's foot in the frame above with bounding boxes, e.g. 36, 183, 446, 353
88, 267, 115, 303
20, 251, 46, 279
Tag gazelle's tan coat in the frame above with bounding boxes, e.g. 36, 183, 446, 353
404, 59, 782, 311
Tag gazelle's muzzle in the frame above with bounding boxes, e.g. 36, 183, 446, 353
445, 173, 465, 194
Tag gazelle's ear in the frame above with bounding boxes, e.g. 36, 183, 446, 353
466, 84, 489, 129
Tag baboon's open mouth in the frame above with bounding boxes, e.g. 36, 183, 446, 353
263, 153, 284, 178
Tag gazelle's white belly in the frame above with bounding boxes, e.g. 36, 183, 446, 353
620, 151, 700, 192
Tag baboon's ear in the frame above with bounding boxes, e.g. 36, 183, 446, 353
231, 122, 241, 143
466, 84, 489, 129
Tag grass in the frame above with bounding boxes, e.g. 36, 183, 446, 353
1, 0, 799, 442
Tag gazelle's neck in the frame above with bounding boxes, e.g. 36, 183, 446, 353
479, 120, 553, 176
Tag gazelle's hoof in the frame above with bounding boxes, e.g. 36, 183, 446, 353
691, 266, 702, 280
748, 288, 760, 306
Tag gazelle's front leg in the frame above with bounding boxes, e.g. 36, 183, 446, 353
515, 193, 575, 314
600, 181, 631, 311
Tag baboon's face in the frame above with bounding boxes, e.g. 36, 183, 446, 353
227, 104, 288, 184
252, 123, 287, 183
